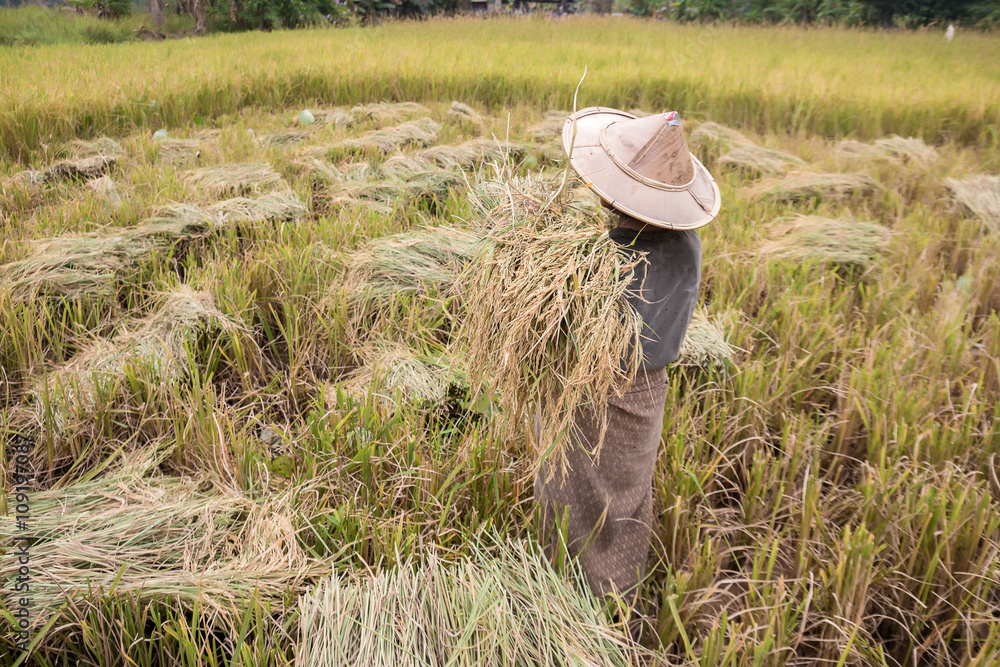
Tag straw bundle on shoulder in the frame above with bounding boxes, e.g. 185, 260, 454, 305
760, 215, 891, 271
677, 308, 736, 369
296, 538, 643, 667
0, 446, 326, 630
460, 168, 645, 473
182, 162, 283, 198
749, 171, 880, 203
946, 174, 1000, 231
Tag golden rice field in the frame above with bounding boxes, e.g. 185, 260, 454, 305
1, 16, 1000, 667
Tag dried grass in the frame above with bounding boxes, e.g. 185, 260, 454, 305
336, 342, 468, 410
677, 309, 736, 369
0, 444, 326, 630
460, 167, 644, 475
749, 171, 880, 203
181, 162, 283, 197
296, 537, 644, 667
760, 215, 891, 270
946, 174, 1000, 231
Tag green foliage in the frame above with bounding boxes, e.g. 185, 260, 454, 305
67, 0, 133, 19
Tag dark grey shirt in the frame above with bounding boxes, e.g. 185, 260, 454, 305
610, 221, 702, 371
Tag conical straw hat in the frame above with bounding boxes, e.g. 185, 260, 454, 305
562, 107, 721, 230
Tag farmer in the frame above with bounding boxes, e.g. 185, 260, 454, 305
535, 108, 721, 626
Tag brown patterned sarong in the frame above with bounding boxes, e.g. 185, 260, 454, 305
534, 366, 670, 600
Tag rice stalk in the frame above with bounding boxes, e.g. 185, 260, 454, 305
66, 137, 124, 158
717, 143, 806, 177
328, 170, 462, 214
380, 139, 532, 177
333, 118, 442, 157
528, 110, 570, 142
0, 444, 327, 630
760, 215, 891, 270
748, 171, 880, 203
181, 162, 283, 197
86, 174, 123, 209
946, 174, 1000, 231
689, 121, 752, 151
459, 166, 645, 476
296, 537, 644, 667
257, 130, 311, 148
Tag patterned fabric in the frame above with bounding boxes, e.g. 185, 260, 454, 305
534, 366, 670, 600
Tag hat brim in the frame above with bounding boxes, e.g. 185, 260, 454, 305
561, 107, 721, 230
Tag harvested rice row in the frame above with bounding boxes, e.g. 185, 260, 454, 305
1, 191, 305, 300
296, 538, 644, 666
181, 161, 285, 198
946, 174, 1000, 231
748, 171, 881, 203
303, 117, 442, 159
760, 215, 892, 271
691, 120, 806, 177
836, 135, 938, 165
311, 101, 431, 127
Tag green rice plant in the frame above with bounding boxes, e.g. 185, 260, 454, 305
946, 174, 1000, 231
181, 161, 283, 198
459, 165, 644, 476
760, 215, 892, 271
296, 537, 647, 666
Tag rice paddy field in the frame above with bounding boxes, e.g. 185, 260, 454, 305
2, 16, 1000, 667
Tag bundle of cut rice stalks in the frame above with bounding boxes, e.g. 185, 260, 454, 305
447, 100, 484, 126
314, 118, 442, 159
460, 167, 645, 475
328, 171, 463, 215
1, 204, 214, 301
66, 136, 125, 158
334, 342, 469, 412
155, 137, 203, 165
380, 139, 532, 177
836, 135, 937, 165
296, 538, 645, 667
207, 190, 307, 224
256, 130, 311, 148
330, 226, 478, 343
690, 121, 805, 177
760, 215, 891, 271
528, 110, 570, 142
45, 154, 118, 182
32, 286, 258, 431
946, 174, 1000, 231
677, 308, 736, 369
181, 162, 284, 198
748, 171, 880, 203
0, 444, 328, 630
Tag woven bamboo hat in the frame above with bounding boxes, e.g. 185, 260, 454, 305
562, 107, 721, 230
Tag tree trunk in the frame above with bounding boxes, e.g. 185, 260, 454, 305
149, 0, 164, 30
229, 0, 239, 28
193, 0, 207, 33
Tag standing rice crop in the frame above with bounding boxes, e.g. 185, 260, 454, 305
459, 167, 645, 476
